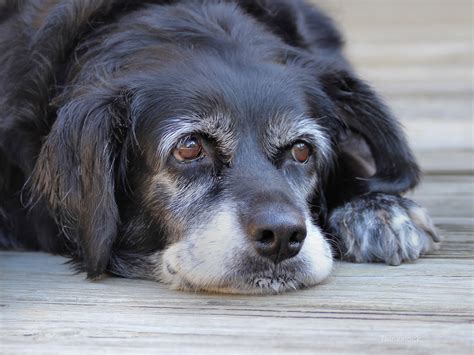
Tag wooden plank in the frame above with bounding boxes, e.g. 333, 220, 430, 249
408, 175, 474, 218
416, 150, 473, 174
319, 0, 472, 41
402, 121, 472, 151
1, 253, 472, 354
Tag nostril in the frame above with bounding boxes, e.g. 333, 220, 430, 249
289, 231, 303, 246
258, 230, 275, 245
253, 229, 279, 261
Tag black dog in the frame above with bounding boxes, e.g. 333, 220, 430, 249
0, 0, 440, 293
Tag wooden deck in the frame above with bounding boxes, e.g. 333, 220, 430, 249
1, 0, 473, 353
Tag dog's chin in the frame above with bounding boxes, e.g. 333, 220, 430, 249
160, 265, 332, 295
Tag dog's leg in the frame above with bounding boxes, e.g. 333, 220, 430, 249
328, 193, 441, 265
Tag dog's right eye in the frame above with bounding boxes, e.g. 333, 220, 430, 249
173, 135, 203, 163
291, 141, 311, 164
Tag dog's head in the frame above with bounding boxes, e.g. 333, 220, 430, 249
27, 1, 416, 293
127, 52, 334, 293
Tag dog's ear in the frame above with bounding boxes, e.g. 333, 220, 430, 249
31, 91, 130, 279
316, 69, 420, 194
237, 0, 344, 50
250, 0, 420, 194
237, 0, 306, 47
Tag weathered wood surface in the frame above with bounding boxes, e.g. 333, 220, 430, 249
319, 0, 473, 174
1, 0, 473, 354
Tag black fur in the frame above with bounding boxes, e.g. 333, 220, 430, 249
0, 0, 428, 284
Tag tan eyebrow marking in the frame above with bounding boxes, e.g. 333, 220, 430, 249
156, 113, 237, 167
264, 112, 332, 164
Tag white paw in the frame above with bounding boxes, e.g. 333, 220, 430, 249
328, 194, 442, 265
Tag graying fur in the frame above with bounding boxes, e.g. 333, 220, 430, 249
328, 193, 441, 265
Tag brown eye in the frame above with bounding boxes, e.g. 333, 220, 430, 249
173, 135, 203, 162
291, 142, 311, 163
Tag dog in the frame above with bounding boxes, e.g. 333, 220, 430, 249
0, 0, 441, 294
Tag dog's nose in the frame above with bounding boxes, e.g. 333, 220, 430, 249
247, 211, 307, 264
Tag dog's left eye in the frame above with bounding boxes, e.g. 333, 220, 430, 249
291, 142, 311, 163
173, 135, 203, 163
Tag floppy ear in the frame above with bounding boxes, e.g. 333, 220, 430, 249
318, 70, 420, 194
31, 91, 130, 279
237, 0, 306, 47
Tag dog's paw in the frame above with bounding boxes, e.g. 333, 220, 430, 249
328, 193, 442, 265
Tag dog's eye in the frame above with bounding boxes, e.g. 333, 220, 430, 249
291, 142, 311, 163
173, 135, 203, 162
